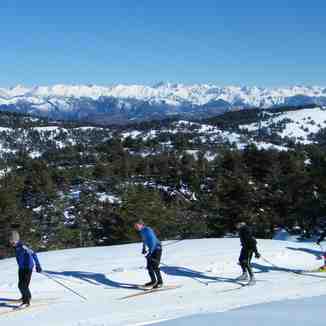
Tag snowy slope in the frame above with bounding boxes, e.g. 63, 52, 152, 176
121, 119, 290, 152
239, 107, 326, 144
152, 295, 326, 326
0, 106, 324, 161
0, 124, 108, 159
1, 239, 326, 326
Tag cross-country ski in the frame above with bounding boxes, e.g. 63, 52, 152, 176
119, 284, 182, 300
0, 302, 51, 317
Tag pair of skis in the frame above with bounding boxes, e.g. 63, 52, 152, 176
119, 277, 254, 300
119, 284, 182, 300
0, 297, 57, 316
0, 303, 46, 316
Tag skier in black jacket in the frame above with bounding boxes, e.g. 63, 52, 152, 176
236, 222, 260, 285
317, 230, 326, 246
316, 230, 326, 269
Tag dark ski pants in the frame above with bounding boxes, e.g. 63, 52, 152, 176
146, 247, 163, 284
239, 248, 254, 278
18, 268, 32, 304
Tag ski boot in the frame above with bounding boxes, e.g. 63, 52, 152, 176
152, 282, 163, 289
247, 276, 256, 286
15, 302, 30, 310
142, 281, 156, 289
237, 272, 249, 281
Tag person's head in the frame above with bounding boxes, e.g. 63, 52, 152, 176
134, 220, 145, 231
235, 221, 246, 230
9, 230, 20, 247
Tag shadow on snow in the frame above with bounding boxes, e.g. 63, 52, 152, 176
44, 270, 141, 290
286, 246, 323, 260
161, 266, 244, 285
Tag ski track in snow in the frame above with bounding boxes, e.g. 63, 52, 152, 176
1, 239, 326, 326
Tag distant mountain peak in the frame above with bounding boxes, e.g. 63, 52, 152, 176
0, 83, 325, 124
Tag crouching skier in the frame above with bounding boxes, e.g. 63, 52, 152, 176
9, 231, 42, 307
134, 220, 163, 289
236, 222, 260, 286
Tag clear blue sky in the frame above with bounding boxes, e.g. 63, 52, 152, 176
1, 0, 325, 87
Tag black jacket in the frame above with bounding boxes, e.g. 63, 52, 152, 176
239, 225, 258, 253
317, 230, 326, 244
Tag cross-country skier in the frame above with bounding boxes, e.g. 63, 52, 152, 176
316, 230, 326, 246
134, 220, 163, 289
236, 222, 260, 285
9, 231, 42, 307
316, 230, 326, 269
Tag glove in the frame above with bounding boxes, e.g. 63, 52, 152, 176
255, 252, 261, 259
36, 266, 42, 273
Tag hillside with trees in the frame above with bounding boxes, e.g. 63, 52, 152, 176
0, 107, 326, 257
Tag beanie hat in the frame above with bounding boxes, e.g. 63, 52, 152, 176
10, 230, 20, 243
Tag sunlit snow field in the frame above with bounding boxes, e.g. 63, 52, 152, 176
1, 238, 326, 325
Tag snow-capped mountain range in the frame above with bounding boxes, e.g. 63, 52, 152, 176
0, 84, 326, 124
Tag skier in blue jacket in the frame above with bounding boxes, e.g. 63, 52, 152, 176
134, 220, 163, 288
10, 231, 42, 307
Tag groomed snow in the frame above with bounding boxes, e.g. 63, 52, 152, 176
1, 238, 326, 326
150, 295, 326, 326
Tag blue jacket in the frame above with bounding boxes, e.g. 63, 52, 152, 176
15, 241, 42, 271
140, 227, 161, 254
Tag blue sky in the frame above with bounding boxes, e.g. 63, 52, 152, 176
0, 0, 325, 87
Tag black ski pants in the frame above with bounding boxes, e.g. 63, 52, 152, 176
146, 247, 163, 284
18, 268, 33, 304
239, 247, 254, 278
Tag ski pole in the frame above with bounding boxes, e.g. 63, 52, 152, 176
41, 272, 88, 301
260, 255, 302, 276
260, 256, 279, 268
260, 255, 295, 272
